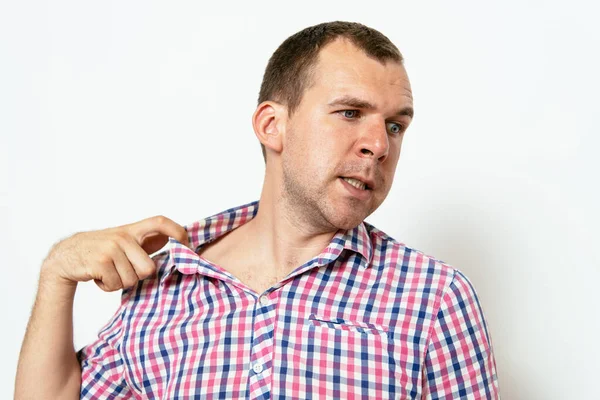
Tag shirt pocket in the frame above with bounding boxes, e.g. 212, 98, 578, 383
308, 313, 393, 336
294, 313, 418, 399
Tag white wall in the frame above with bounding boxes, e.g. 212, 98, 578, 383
2, 1, 598, 398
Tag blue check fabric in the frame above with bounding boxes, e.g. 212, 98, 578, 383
78, 200, 500, 399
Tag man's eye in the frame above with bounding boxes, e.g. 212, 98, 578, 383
386, 122, 403, 135
341, 110, 359, 119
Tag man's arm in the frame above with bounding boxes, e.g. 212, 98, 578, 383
14, 216, 189, 399
422, 270, 500, 399
15, 266, 81, 399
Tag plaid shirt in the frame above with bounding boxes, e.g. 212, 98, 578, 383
78, 201, 499, 399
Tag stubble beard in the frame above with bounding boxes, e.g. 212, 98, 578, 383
281, 157, 335, 232
282, 157, 368, 232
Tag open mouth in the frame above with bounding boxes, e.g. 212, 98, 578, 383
340, 177, 371, 191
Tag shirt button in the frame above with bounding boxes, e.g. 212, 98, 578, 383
259, 295, 270, 306
252, 362, 264, 374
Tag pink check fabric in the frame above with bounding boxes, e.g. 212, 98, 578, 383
78, 201, 499, 399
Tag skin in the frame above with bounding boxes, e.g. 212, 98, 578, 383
199, 37, 414, 292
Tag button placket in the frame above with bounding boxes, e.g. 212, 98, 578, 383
247, 291, 278, 398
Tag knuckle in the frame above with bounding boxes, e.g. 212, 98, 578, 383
113, 230, 130, 242
97, 253, 114, 266
105, 238, 121, 252
123, 278, 138, 289
106, 277, 123, 291
97, 280, 116, 292
153, 215, 168, 226
104, 284, 117, 292
136, 269, 151, 280
136, 263, 155, 279
108, 284, 122, 292
98, 284, 111, 292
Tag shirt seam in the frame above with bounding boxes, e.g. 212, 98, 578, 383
423, 268, 458, 354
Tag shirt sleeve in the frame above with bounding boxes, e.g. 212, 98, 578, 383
77, 289, 133, 399
422, 270, 500, 399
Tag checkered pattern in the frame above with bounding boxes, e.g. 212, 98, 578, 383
78, 200, 499, 399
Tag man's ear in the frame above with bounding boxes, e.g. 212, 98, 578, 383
252, 101, 286, 156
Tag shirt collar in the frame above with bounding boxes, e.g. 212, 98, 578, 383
165, 200, 374, 278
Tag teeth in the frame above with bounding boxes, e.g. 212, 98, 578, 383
342, 177, 366, 190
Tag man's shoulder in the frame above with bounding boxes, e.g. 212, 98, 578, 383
362, 221, 460, 297
363, 221, 456, 275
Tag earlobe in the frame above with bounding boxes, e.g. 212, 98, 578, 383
252, 101, 284, 156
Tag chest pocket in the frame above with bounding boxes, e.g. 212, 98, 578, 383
308, 314, 392, 335
286, 313, 420, 399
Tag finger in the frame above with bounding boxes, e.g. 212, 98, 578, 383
111, 243, 140, 289
119, 236, 157, 281
93, 263, 123, 292
127, 216, 189, 248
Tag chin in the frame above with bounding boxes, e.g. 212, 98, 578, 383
325, 195, 383, 230
326, 210, 367, 231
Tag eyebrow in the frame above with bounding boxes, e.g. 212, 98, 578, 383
327, 95, 414, 119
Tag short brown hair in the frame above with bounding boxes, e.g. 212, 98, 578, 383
257, 21, 404, 162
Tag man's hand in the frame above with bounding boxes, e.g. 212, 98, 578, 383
41, 215, 190, 292
15, 215, 189, 399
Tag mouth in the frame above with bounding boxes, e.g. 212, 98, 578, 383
339, 176, 373, 201
340, 176, 372, 191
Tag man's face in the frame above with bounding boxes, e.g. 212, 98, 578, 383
281, 38, 414, 231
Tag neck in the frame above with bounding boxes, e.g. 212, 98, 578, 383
243, 165, 338, 279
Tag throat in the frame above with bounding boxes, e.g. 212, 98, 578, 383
197, 227, 294, 294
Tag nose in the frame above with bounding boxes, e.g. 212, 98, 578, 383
356, 120, 389, 162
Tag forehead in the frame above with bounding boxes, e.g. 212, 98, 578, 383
308, 38, 413, 108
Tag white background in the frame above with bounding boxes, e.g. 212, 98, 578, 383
2, 1, 599, 398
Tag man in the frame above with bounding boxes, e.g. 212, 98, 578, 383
16, 21, 499, 399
